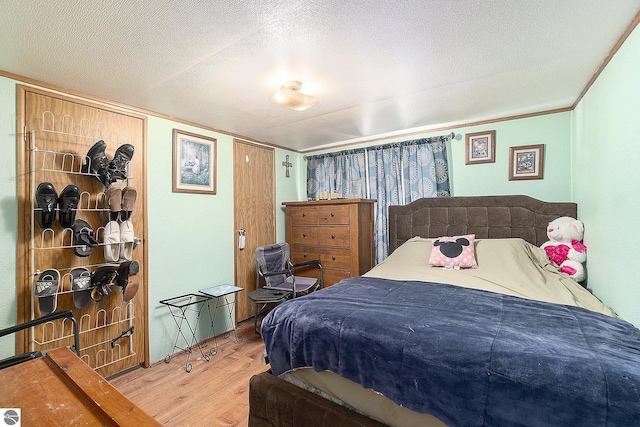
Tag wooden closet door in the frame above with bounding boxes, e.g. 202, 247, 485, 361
233, 140, 275, 322
17, 86, 149, 377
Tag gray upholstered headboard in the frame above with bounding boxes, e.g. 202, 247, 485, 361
388, 195, 577, 254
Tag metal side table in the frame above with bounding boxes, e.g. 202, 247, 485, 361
160, 293, 211, 372
200, 285, 244, 356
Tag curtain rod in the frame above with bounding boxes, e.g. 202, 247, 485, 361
304, 132, 456, 160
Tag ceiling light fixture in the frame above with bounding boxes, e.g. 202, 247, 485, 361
270, 80, 318, 111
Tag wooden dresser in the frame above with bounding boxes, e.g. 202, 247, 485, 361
283, 199, 376, 287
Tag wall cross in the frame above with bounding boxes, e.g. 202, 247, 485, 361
282, 155, 293, 178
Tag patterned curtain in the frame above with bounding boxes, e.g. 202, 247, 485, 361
306, 150, 368, 199
368, 138, 450, 263
306, 135, 450, 264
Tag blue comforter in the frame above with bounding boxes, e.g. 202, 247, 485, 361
261, 277, 640, 427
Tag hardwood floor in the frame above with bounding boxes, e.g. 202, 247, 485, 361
109, 320, 267, 426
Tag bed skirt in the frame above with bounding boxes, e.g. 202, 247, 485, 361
249, 371, 386, 427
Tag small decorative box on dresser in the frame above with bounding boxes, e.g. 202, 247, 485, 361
283, 199, 376, 287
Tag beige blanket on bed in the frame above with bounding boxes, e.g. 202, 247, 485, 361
364, 237, 617, 317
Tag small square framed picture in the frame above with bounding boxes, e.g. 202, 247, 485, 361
508, 144, 545, 180
465, 130, 495, 165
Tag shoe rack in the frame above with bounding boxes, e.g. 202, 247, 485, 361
16, 86, 149, 377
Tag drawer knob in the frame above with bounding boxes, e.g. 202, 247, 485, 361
331, 234, 335, 239
332, 256, 336, 261
303, 253, 307, 258
302, 213, 306, 217
303, 233, 307, 238
331, 212, 335, 217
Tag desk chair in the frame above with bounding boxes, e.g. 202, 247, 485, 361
0, 310, 80, 369
248, 243, 322, 333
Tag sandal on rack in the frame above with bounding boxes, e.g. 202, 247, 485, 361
35, 182, 58, 230
116, 261, 140, 301
70, 267, 92, 309
116, 260, 139, 284
104, 221, 121, 262
36, 269, 60, 315
119, 220, 134, 261
123, 275, 140, 302
91, 265, 118, 300
121, 186, 137, 220
104, 186, 123, 221
58, 184, 80, 229
72, 219, 99, 257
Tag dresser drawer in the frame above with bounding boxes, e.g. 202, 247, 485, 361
318, 205, 349, 225
291, 248, 320, 264
319, 248, 351, 269
290, 227, 318, 245
289, 206, 318, 225
323, 269, 351, 287
317, 226, 350, 247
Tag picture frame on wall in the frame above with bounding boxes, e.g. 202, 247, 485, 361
172, 129, 217, 194
508, 144, 545, 180
465, 130, 496, 165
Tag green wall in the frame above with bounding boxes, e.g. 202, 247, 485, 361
145, 116, 300, 362
448, 113, 571, 200
572, 24, 640, 328
0, 77, 18, 360
304, 111, 573, 202
0, 77, 302, 362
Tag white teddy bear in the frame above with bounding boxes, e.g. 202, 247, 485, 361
540, 216, 587, 282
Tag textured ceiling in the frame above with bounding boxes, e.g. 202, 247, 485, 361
1, 0, 639, 152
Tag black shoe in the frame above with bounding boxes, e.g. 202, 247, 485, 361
108, 144, 134, 182
115, 260, 139, 288
116, 261, 140, 301
83, 140, 111, 187
36, 182, 58, 229
58, 184, 80, 229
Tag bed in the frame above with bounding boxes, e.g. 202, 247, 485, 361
249, 195, 640, 427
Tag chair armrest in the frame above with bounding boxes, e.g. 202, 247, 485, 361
1, 310, 76, 337
0, 310, 79, 356
262, 268, 293, 278
292, 260, 321, 269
